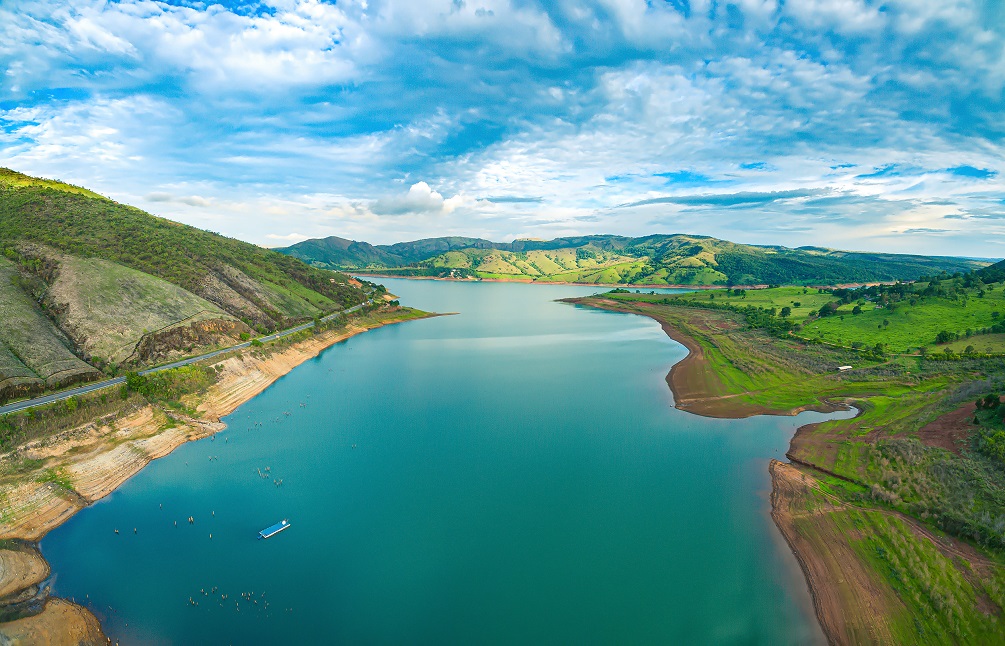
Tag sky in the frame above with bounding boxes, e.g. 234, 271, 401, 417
2, 0, 1004, 257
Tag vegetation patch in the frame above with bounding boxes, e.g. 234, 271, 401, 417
0, 257, 99, 389
46, 255, 235, 364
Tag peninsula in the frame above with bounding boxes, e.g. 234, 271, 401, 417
567, 269, 1005, 644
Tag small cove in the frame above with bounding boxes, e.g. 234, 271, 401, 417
41, 279, 853, 644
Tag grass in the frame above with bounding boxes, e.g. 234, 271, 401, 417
36, 467, 74, 492
804, 288, 1005, 353
0, 257, 99, 388
0, 167, 104, 199
0, 389, 147, 452
845, 508, 1005, 642
615, 285, 837, 321
614, 280, 1005, 356
48, 255, 233, 364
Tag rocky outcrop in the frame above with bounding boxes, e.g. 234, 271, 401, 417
127, 318, 253, 365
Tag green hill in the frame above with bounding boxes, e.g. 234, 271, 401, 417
277, 234, 990, 286
977, 258, 1005, 284
0, 168, 369, 402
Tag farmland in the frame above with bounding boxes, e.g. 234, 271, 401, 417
608, 275, 1005, 355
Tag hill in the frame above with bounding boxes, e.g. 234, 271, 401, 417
277, 234, 989, 286
977, 258, 1005, 284
0, 168, 369, 402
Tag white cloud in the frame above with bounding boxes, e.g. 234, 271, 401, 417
2, 0, 1004, 256
372, 181, 459, 215
265, 232, 311, 243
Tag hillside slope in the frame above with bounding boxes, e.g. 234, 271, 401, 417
0, 168, 370, 402
278, 234, 989, 286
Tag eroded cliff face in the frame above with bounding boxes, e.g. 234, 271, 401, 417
128, 318, 254, 365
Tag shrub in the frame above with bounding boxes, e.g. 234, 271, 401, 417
935, 330, 956, 344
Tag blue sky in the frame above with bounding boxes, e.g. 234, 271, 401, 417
2, 0, 1004, 257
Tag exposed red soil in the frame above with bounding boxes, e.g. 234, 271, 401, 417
916, 399, 997, 456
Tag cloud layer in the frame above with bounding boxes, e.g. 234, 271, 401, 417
2, 0, 1003, 256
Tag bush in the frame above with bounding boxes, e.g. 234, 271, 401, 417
935, 330, 956, 344
818, 302, 840, 317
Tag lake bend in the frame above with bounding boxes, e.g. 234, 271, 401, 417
41, 279, 853, 644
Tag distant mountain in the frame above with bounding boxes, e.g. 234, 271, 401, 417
0, 168, 368, 402
277, 233, 990, 287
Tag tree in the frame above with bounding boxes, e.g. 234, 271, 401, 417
852, 305, 862, 315
780, 306, 791, 318
818, 302, 839, 317
935, 330, 955, 344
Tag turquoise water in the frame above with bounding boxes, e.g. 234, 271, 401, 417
41, 279, 840, 644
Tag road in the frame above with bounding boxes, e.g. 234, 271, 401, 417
0, 300, 370, 416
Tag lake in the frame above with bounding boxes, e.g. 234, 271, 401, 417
42, 279, 838, 644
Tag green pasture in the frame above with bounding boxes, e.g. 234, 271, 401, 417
803, 288, 1005, 352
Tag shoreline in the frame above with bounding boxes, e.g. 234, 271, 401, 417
354, 272, 900, 291
353, 272, 755, 290
0, 308, 441, 641
563, 296, 845, 418
565, 295, 850, 644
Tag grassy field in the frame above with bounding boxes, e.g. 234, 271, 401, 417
424, 247, 647, 283
0, 258, 99, 389
609, 286, 837, 322
804, 289, 1005, 353
48, 256, 235, 364
612, 278, 1005, 355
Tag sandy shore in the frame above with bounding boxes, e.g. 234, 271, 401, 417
0, 309, 437, 642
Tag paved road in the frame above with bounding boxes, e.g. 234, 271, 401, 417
0, 301, 371, 415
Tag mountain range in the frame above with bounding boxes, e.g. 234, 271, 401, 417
276, 234, 990, 287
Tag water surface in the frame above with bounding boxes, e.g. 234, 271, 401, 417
43, 279, 836, 644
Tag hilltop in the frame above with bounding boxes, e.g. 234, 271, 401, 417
0, 169, 370, 402
277, 234, 989, 286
